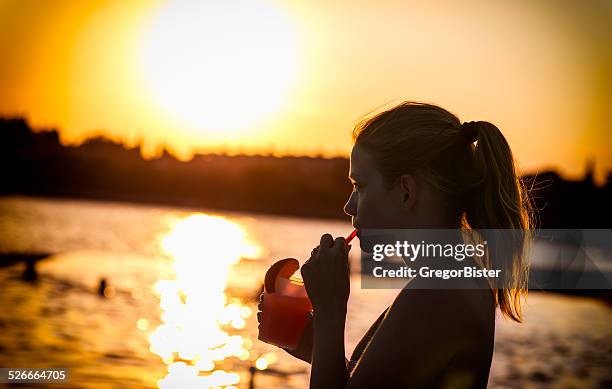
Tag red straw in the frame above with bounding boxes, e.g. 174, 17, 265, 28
345, 228, 357, 245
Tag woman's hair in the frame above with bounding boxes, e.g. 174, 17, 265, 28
352, 101, 534, 322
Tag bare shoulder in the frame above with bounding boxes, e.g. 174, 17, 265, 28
346, 284, 495, 387
392, 282, 496, 340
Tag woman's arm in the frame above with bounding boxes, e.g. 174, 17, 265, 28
300, 234, 352, 388
309, 306, 350, 388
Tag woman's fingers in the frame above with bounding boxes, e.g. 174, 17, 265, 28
333, 237, 347, 253
311, 234, 341, 262
310, 245, 320, 257
307, 235, 348, 269
320, 233, 334, 248
320, 234, 347, 253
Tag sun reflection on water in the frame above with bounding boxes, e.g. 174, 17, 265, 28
148, 214, 264, 388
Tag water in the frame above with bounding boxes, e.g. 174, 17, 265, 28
0, 196, 610, 388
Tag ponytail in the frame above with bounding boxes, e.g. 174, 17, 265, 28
463, 121, 533, 322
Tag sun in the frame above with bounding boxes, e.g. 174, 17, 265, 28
140, 0, 298, 137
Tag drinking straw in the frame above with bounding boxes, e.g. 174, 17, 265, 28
345, 228, 357, 245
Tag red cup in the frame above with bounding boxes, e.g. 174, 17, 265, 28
258, 258, 312, 350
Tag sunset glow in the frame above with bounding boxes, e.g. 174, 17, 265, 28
140, 0, 298, 136
0, 0, 610, 180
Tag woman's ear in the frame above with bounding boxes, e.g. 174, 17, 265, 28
399, 174, 417, 210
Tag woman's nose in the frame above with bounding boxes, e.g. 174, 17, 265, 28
343, 192, 357, 217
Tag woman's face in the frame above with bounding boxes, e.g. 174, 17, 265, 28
343, 143, 410, 235
344, 143, 454, 252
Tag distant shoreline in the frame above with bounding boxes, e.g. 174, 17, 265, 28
2, 117, 611, 227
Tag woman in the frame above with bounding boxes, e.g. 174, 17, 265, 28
257, 101, 532, 388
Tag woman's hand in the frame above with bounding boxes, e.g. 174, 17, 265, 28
300, 234, 351, 315
257, 293, 315, 363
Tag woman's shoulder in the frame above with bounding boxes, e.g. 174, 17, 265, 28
393, 280, 495, 336
347, 286, 492, 387
399, 256, 496, 316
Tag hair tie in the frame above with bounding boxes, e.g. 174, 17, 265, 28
461, 121, 479, 144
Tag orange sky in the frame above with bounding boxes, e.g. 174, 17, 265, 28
0, 0, 610, 183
